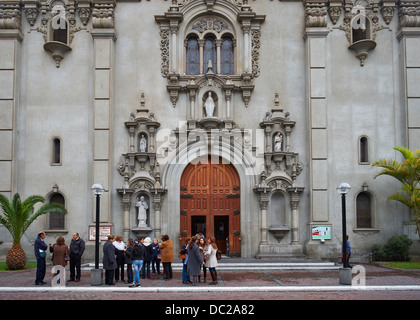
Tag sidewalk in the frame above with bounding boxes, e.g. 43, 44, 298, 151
0, 260, 420, 300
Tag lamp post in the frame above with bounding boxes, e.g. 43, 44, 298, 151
91, 183, 104, 285
337, 182, 351, 284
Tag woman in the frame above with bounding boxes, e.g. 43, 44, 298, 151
49, 236, 70, 284
129, 238, 144, 287
151, 238, 161, 278
113, 235, 125, 282
180, 237, 191, 284
198, 237, 208, 283
187, 236, 204, 286
141, 237, 153, 279
159, 234, 174, 280
124, 238, 134, 284
204, 236, 218, 285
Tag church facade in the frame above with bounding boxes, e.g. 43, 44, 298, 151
0, 0, 419, 261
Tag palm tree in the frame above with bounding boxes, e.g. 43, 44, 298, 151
0, 193, 67, 270
372, 146, 420, 238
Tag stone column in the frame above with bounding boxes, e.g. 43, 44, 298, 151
91, 0, 116, 223
0, 1, 22, 199
216, 39, 222, 74
398, 2, 420, 151
198, 39, 204, 74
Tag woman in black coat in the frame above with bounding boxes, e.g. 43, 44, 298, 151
187, 236, 204, 286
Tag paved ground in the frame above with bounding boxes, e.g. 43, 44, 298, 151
0, 262, 419, 302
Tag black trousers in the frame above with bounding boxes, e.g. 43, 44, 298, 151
126, 263, 133, 283
115, 262, 125, 281
162, 262, 172, 279
105, 269, 114, 285
35, 257, 46, 284
69, 254, 82, 280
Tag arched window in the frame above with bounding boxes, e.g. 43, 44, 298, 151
186, 36, 200, 75
359, 136, 369, 163
49, 193, 65, 230
50, 15, 69, 45
220, 37, 234, 75
352, 15, 371, 43
203, 36, 217, 73
356, 192, 372, 228
52, 138, 61, 165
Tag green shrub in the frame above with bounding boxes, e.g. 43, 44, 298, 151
372, 235, 413, 261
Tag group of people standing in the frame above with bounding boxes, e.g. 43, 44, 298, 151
180, 235, 219, 286
102, 234, 173, 287
34, 231, 85, 285
34, 230, 219, 288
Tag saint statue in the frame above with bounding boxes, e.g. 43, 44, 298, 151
139, 135, 147, 153
204, 92, 215, 117
136, 196, 149, 227
274, 132, 283, 151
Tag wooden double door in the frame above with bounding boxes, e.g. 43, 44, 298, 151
180, 159, 241, 256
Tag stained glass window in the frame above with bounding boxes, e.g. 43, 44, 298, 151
203, 37, 217, 73
220, 37, 234, 75
186, 37, 200, 75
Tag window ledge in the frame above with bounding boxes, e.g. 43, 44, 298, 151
353, 228, 380, 235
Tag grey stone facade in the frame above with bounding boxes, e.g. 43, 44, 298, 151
0, 0, 419, 262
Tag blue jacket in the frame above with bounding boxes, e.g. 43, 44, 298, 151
151, 242, 160, 259
34, 236, 47, 258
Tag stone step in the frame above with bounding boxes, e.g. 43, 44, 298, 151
83, 259, 338, 271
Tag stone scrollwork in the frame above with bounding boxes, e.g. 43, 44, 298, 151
159, 29, 170, 78
399, 1, 420, 28
304, 0, 328, 28
0, 2, 22, 30
251, 29, 261, 78
92, 1, 115, 29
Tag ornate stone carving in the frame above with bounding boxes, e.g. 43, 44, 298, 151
251, 29, 261, 78
191, 15, 230, 33
399, 0, 420, 28
380, 1, 396, 25
159, 29, 170, 78
0, 1, 22, 30
304, 1, 328, 28
92, 1, 115, 28
328, 2, 343, 25
24, 7, 40, 27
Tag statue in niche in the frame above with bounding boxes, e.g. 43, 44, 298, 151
136, 196, 149, 227
274, 132, 283, 152
204, 92, 215, 117
139, 134, 147, 153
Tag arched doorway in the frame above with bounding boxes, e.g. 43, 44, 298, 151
180, 158, 241, 256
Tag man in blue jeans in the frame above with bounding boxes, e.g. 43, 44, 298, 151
34, 231, 48, 285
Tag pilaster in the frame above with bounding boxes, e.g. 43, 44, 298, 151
397, 1, 420, 151
304, 0, 334, 257
0, 0, 22, 199
91, 0, 116, 224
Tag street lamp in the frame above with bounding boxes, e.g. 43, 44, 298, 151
91, 183, 104, 286
337, 182, 351, 268
337, 182, 351, 285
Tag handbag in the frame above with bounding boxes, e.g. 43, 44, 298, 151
39, 251, 46, 258
178, 249, 187, 260
216, 250, 222, 261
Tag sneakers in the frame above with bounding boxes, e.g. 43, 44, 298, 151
129, 282, 140, 288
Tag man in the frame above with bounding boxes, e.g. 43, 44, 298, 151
69, 233, 85, 282
103, 234, 117, 285
34, 231, 48, 285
